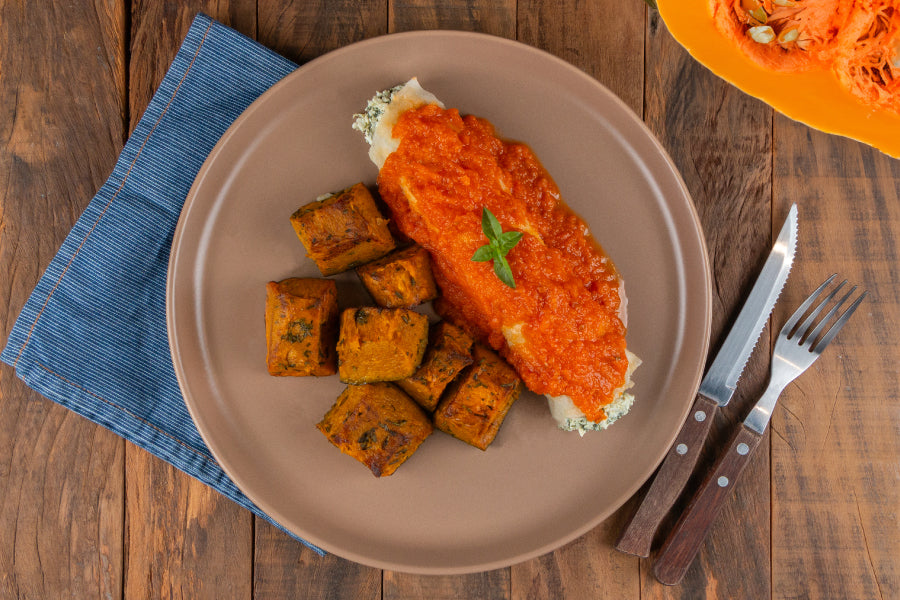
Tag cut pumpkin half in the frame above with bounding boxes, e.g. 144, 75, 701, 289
660, 0, 900, 157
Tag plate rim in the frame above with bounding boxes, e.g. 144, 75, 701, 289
166, 29, 712, 574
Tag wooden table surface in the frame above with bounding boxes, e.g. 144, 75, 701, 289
2, 1, 897, 598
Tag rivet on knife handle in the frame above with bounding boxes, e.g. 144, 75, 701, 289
652, 424, 764, 585
615, 394, 718, 556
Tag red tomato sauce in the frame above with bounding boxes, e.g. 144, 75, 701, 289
378, 104, 628, 422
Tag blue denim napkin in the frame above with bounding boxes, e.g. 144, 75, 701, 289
1, 13, 321, 553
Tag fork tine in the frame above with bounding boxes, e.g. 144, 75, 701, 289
792, 277, 847, 341
805, 285, 857, 348
782, 274, 837, 337
812, 290, 868, 354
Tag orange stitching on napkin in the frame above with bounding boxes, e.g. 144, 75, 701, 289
12, 19, 214, 367
35, 362, 217, 465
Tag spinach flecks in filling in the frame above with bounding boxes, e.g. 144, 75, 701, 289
351, 84, 404, 144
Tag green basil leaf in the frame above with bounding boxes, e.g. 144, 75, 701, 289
493, 255, 516, 288
498, 231, 523, 254
471, 245, 495, 262
482, 207, 503, 240
476, 207, 521, 288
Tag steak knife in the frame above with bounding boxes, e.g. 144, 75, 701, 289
615, 204, 797, 557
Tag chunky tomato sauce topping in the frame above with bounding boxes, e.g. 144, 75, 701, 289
378, 104, 628, 422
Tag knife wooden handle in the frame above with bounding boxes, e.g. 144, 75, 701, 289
615, 394, 719, 557
653, 424, 764, 585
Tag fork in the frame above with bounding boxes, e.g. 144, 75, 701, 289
653, 274, 867, 585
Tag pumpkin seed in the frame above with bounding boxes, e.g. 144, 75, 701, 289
772, 0, 796, 6
778, 28, 800, 44
741, 0, 763, 10
749, 6, 768, 24
749, 26, 776, 44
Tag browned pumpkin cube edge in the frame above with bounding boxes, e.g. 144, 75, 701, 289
336, 307, 429, 384
316, 383, 433, 477
289, 183, 396, 276
356, 244, 439, 308
265, 278, 338, 376
433, 345, 522, 450
396, 321, 475, 411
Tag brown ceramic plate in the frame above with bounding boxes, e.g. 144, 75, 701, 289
167, 31, 711, 574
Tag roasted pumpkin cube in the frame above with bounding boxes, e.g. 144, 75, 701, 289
265, 278, 338, 376
356, 245, 439, 308
396, 321, 474, 411
317, 383, 433, 477
290, 183, 396, 276
336, 307, 429, 383
433, 345, 522, 450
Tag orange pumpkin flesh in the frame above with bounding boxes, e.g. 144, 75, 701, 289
714, 0, 849, 72
832, 2, 900, 114
660, 0, 900, 157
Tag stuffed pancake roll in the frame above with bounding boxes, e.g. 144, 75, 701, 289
353, 79, 639, 435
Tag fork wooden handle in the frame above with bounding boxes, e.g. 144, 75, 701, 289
615, 394, 719, 556
653, 424, 764, 585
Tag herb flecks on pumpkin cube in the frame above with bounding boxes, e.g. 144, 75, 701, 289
265, 278, 338, 376
396, 321, 474, 412
336, 307, 429, 384
356, 244, 439, 308
290, 183, 396, 276
433, 344, 522, 450
317, 383, 433, 477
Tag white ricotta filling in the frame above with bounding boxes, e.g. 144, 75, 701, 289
352, 77, 444, 170
547, 350, 642, 436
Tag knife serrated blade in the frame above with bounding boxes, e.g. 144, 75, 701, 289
615, 204, 798, 557
698, 203, 797, 406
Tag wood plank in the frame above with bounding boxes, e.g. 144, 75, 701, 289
384, 569, 510, 600
249, 2, 389, 597
389, 0, 516, 37
511, 516, 640, 600
517, 0, 645, 117
252, 522, 381, 600
640, 10, 772, 598
0, 0, 127, 598
127, 1, 257, 132
123, 3, 256, 599
258, 0, 388, 64
512, 0, 644, 597
124, 448, 254, 599
771, 120, 900, 599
